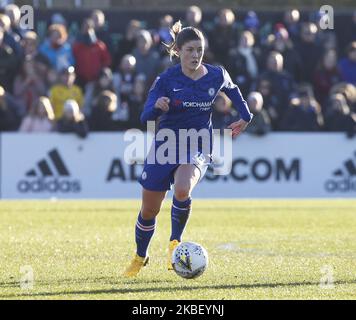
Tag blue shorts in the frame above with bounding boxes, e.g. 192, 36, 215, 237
138, 152, 210, 192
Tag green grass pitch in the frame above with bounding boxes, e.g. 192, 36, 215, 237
1, 199, 356, 300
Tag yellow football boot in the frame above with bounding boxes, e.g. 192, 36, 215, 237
123, 254, 149, 278
168, 240, 180, 270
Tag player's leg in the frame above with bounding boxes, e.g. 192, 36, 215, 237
124, 188, 166, 277
171, 164, 200, 240
136, 188, 167, 257
168, 164, 201, 269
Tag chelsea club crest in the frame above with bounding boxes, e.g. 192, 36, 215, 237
208, 88, 215, 96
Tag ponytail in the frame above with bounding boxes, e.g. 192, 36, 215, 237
163, 20, 182, 60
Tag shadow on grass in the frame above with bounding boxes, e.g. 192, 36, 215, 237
1, 279, 355, 299
0, 277, 172, 291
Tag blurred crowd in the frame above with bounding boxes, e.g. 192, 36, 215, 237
0, 4, 355, 138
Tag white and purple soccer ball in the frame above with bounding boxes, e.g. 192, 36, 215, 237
172, 242, 208, 279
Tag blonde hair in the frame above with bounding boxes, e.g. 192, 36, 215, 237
248, 91, 264, 110
5, 4, 21, 24
219, 9, 235, 25
330, 82, 356, 104
48, 24, 68, 43
30, 96, 55, 121
330, 93, 350, 114
0, 13, 11, 31
64, 99, 84, 122
96, 90, 117, 113
241, 30, 255, 47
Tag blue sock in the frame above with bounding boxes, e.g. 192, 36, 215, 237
170, 196, 192, 242
135, 212, 156, 258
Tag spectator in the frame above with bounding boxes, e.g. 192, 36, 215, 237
57, 99, 88, 138
49, 66, 84, 119
245, 91, 271, 135
313, 49, 342, 107
208, 8, 239, 64
21, 31, 39, 59
340, 10, 356, 53
39, 24, 75, 72
319, 30, 338, 52
47, 67, 59, 89
211, 93, 239, 130
89, 90, 119, 131
324, 93, 356, 137
13, 57, 47, 115
155, 15, 174, 57
272, 27, 303, 82
91, 9, 114, 55
0, 85, 20, 131
50, 13, 67, 27
127, 74, 148, 129
338, 41, 356, 85
0, 25, 19, 93
185, 6, 203, 29
4, 4, 24, 39
113, 54, 137, 105
113, 19, 141, 70
258, 51, 296, 120
0, 13, 22, 58
132, 29, 160, 84
72, 18, 112, 87
83, 67, 116, 116
325, 82, 356, 114
227, 30, 259, 96
280, 85, 323, 131
283, 8, 301, 42
295, 22, 323, 83
19, 96, 55, 132
255, 77, 281, 129
33, 53, 53, 92
244, 11, 261, 43
49, 12, 76, 43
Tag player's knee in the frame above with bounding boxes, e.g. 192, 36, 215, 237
141, 206, 160, 219
174, 186, 191, 202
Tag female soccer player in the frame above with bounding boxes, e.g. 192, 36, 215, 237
124, 21, 253, 277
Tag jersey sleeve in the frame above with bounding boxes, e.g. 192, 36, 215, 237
220, 67, 253, 123
140, 76, 166, 124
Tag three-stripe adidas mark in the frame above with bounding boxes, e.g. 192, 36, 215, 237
332, 151, 356, 177
26, 149, 70, 177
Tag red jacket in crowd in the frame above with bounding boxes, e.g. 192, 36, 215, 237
72, 39, 112, 83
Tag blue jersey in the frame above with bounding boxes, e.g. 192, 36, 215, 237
138, 63, 252, 191
140, 63, 253, 131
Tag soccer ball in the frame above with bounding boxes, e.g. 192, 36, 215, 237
172, 241, 208, 279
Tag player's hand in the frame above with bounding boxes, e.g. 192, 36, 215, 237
154, 97, 170, 112
228, 119, 249, 138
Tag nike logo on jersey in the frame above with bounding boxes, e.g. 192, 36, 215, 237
173, 88, 183, 92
